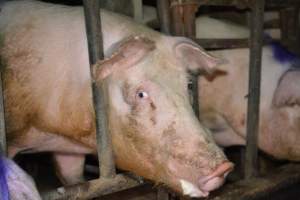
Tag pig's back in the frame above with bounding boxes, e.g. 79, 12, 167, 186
0, 0, 159, 138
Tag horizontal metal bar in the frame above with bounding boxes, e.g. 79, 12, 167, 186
208, 164, 300, 200
42, 174, 143, 200
194, 0, 300, 8
194, 38, 250, 49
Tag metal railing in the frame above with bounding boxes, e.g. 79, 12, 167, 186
0, 0, 298, 200
43, 1, 144, 199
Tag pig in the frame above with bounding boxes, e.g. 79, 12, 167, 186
0, 156, 41, 200
0, 0, 233, 197
199, 41, 300, 161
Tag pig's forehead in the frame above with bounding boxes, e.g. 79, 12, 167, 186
118, 52, 189, 90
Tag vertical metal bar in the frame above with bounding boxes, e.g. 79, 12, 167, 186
244, 0, 265, 180
157, 0, 171, 35
183, 2, 199, 38
279, 7, 300, 54
157, 188, 169, 200
132, 0, 143, 22
83, 0, 116, 178
191, 75, 199, 118
170, 1, 185, 36
0, 72, 6, 156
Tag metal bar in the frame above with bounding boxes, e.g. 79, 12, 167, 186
170, 0, 185, 36
157, 0, 171, 35
132, 0, 143, 22
183, 3, 199, 38
157, 188, 170, 200
191, 75, 199, 118
0, 72, 6, 156
193, 38, 250, 49
42, 174, 142, 200
194, 0, 300, 8
244, 0, 265, 179
169, 1, 199, 37
83, 0, 116, 178
208, 164, 300, 200
279, 7, 300, 54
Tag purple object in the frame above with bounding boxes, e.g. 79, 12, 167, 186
270, 41, 298, 64
0, 156, 9, 200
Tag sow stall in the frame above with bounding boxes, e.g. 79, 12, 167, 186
0, 0, 300, 200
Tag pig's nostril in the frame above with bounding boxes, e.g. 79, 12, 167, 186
212, 161, 234, 178
198, 162, 234, 191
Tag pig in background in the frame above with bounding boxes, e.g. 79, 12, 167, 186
199, 40, 300, 161
0, 0, 233, 198
140, 4, 300, 162
0, 155, 41, 200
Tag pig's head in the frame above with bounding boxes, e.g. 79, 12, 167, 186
93, 36, 233, 198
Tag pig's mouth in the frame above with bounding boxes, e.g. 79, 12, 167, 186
179, 162, 234, 198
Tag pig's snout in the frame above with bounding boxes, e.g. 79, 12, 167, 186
198, 161, 234, 192
180, 162, 234, 197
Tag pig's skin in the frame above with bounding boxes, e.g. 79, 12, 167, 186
0, 0, 232, 197
199, 47, 300, 161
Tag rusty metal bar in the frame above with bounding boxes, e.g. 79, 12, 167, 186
170, 0, 185, 36
208, 163, 300, 200
42, 174, 142, 200
83, 0, 116, 178
0, 72, 6, 156
170, 1, 199, 37
194, 0, 300, 8
194, 38, 250, 49
244, 0, 265, 180
157, 0, 172, 34
194, 38, 279, 50
157, 188, 170, 200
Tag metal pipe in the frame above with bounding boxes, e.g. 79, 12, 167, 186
0, 72, 6, 156
42, 174, 142, 200
132, 0, 143, 23
194, 0, 300, 8
157, 0, 171, 35
190, 75, 200, 118
280, 7, 300, 54
244, 0, 265, 180
157, 188, 169, 200
83, 0, 116, 178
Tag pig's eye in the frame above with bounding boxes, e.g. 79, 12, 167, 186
137, 91, 149, 99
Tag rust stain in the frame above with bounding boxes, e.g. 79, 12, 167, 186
205, 69, 228, 82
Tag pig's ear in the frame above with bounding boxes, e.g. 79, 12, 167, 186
273, 69, 300, 107
174, 39, 226, 74
93, 36, 156, 81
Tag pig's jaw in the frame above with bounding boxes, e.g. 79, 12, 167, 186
175, 162, 233, 198
180, 179, 209, 197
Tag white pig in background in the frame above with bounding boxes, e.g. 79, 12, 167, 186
199, 41, 300, 161
0, 156, 41, 200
